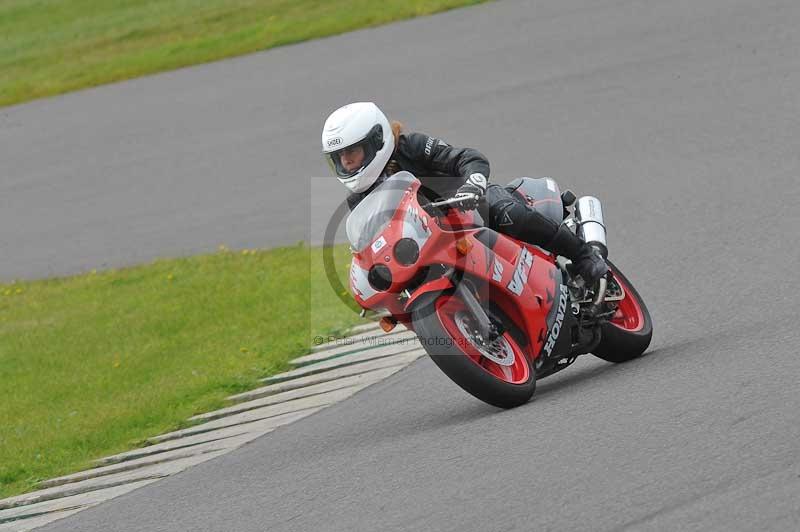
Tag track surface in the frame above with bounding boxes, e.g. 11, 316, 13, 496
4, 0, 799, 530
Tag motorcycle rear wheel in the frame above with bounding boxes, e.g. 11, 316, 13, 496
412, 293, 535, 409
592, 259, 653, 363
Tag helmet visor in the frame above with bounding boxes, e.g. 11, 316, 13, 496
325, 125, 384, 178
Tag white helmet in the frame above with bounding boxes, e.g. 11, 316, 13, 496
321, 102, 395, 193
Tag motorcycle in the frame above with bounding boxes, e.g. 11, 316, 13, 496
346, 171, 652, 408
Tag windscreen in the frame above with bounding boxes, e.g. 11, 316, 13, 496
345, 172, 417, 251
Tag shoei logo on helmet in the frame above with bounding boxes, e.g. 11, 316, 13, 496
327, 137, 343, 148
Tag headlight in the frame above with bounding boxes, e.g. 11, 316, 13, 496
393, 238, 419, 266
368, 264, 392, 291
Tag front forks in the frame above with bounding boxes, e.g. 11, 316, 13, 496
454, 280, 500, 344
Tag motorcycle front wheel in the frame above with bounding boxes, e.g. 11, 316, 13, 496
412, 293, 535, 409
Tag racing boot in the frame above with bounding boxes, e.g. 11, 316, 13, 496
548, 224, 608, 286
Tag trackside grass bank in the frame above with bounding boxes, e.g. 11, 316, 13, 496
0, 244, 360, 498
0, 0, 488, 108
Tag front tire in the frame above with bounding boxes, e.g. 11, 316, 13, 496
592, 260, 653, 363
412, 293, 535, 408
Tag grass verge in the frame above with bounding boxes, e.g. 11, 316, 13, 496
0, 0, 488, 108
0, 243, 361, 499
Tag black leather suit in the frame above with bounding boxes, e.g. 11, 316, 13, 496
347, 132, 563, 247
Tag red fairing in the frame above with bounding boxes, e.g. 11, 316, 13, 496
348, 178, 560, 363
403, 277, 453, 310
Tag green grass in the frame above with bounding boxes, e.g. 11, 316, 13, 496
0, 243, 361, 499
0, 0, 487, 108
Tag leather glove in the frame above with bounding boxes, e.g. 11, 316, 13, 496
569, 245, 609, 287
454, 173, 487, 211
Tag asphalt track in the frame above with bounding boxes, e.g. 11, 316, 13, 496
4, 0, 799, 530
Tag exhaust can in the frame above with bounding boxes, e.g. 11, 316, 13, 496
575, 196, 608, 258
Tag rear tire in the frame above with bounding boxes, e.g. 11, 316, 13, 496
412, 293, 535, 408
592, 260, 653, 363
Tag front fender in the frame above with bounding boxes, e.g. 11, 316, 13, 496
404, 276, 453, 311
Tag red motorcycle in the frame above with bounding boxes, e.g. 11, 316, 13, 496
347, 172, 652, 408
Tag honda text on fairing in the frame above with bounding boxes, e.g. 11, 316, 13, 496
346, 172, 652, 408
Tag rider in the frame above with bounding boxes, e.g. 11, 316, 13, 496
321, 101, 608, 285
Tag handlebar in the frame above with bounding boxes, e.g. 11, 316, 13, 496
422, 194, 480, 215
